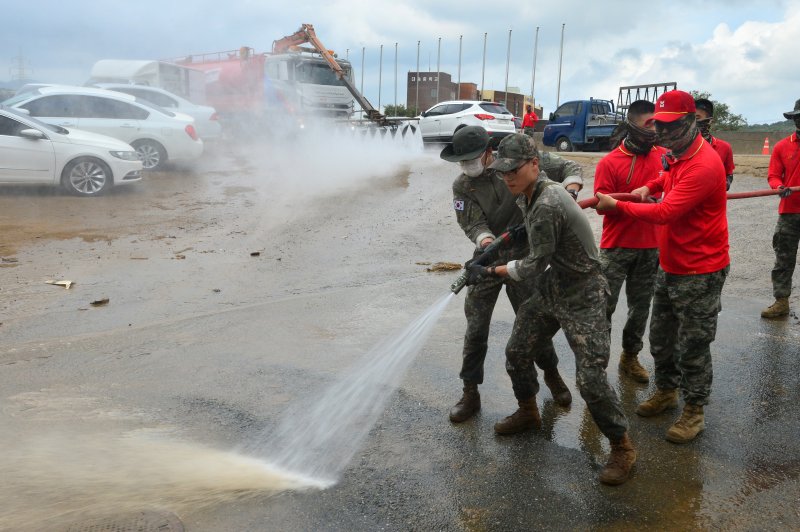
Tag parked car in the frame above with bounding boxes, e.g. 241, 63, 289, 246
417, 100, 516, 144
513, 116, 523, 130
0, 106, 142, 196
2, 85, 203, 170
89, 83, 221, 141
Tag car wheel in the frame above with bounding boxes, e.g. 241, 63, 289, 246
61, 157, 112, 196
132, 139, 167, 170
556, 137, 574, 152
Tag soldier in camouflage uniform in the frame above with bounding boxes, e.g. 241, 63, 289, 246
593, 100, 663, 383
596, 90, 729, 445
761, 98, 800, 319
442, 126, 580, 423
480, 133, 635, 486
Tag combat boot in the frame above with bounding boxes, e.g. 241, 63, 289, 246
665, 404, 705, 444
761, 298, 790, 319
543, 367, 572, 407
635, 388, 678, 417
599, 432, 637, 486
618, 351, 650, 383
449, 383, 480, 423
494, 398, 541, 435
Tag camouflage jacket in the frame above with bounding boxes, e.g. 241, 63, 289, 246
452, 155, 584, 248
506, 178, 600, 283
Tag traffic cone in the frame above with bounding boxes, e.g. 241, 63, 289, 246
761, 137, 770, 155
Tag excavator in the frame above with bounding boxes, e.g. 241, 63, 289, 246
271, 24, 418, 138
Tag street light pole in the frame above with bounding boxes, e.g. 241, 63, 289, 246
480, 32, 487, 100
530, 26, 539, 110
457, 34, 462, 100
504, 29, 512, 108
436, 37, 441, 104
556, 23, 565, 108
415, 41, 420, 114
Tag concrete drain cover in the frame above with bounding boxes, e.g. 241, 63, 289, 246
65, 510, 184, 532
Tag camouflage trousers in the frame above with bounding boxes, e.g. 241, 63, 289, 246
650, 266, 729, 406
600, 247, 659, 354
523, 127, 535, 137
461, 274, 557, 383
505, 269, 628, 441
771, 213, 800, 299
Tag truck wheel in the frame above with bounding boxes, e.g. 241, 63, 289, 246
555, 137, 574, 152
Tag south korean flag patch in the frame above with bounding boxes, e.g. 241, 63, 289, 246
453, 199, 465, 211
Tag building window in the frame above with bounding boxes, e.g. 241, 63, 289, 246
430, 89, 437, 98
411, 76, 416, 82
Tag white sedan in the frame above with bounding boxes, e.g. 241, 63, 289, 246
2, 85, 203, 170
90, 83, 222, 141
0, 106, 142, 196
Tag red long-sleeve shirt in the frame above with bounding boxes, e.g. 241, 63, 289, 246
522, 112, 538, 128
594, 144, 663, 249
709, 136, 735, 176
767, 132, 800, 214
617, 134, 730, 275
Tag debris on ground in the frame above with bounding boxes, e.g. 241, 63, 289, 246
90, 298, 110, 307
213, 289, 221, 293
2, 257, 19, 263
45, 280, 73, 289
250, 251, 261, 257
174, 254, 186, 260
415, 261, 431, 266
425, 262, 462, 272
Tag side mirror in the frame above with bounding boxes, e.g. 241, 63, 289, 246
420, 112, 428, 118
549, 112, 555, 121
19, 128, 46, 140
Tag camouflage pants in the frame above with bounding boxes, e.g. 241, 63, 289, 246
505, 269, 628, 440
523, 127, 535, 137
649, 266, 728, 406
461, 274, 557, 383
771, 213, 800, 299
600, 247, 659, 354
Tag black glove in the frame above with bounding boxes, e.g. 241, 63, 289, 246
778, 186, 793, 198
726, 175, 733, 191
465, 264, 489, 286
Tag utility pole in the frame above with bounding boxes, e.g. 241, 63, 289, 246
378, 44, 383, 111
530, 26, 539, 110
504, 29, 512, 107
9, 47, 31, 81
394, 42, 398, 110
415, 41, 420, 115
360, 47, 365, 119
435, 37, 441, 104
457, 35, 462, 100
556, 23, 565, 108
480, 32, 487, 100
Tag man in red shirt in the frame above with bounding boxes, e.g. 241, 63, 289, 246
594, 100, 663, 384
522, 105, 538, 137
761, 98, 800, 319
594, 90, 729, 444
695, 98, 735, 190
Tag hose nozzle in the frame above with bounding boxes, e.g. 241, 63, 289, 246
450, 270, 468, 294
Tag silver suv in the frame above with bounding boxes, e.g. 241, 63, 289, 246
418, 100, 516, 144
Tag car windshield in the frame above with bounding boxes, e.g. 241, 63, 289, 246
133, 97, 175, 117
479, 103, 512, 115
294, 61, 347, 86
0, 105, 65, 134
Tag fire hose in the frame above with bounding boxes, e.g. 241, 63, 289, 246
450, 187, 800, 294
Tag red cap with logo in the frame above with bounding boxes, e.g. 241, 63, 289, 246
653, 90, 696, 123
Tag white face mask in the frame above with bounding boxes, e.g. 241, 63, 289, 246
459, 157, 484, 177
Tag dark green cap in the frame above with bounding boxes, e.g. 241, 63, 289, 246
783, 98, 800, 119
440, 126, 490, 162
488, 133, 539, 172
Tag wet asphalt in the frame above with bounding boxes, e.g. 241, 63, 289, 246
1, 143, 798, 531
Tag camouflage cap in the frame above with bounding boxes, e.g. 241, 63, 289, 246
440, 126, 490, 162
488, 133, 539, 172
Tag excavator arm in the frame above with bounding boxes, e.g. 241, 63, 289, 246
272, 24, 389, 126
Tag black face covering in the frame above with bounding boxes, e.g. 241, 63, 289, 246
656, 114, 698, 157
623, 121, 658, 155
697, 118, 712, 141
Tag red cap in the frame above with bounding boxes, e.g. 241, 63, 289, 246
653, 90, 696, 123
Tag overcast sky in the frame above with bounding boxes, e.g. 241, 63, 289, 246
3, 0, 798, 123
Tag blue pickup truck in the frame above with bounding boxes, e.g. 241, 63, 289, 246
542, 98, 621, 152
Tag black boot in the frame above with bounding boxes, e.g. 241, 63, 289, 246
449, 382, 480, 423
